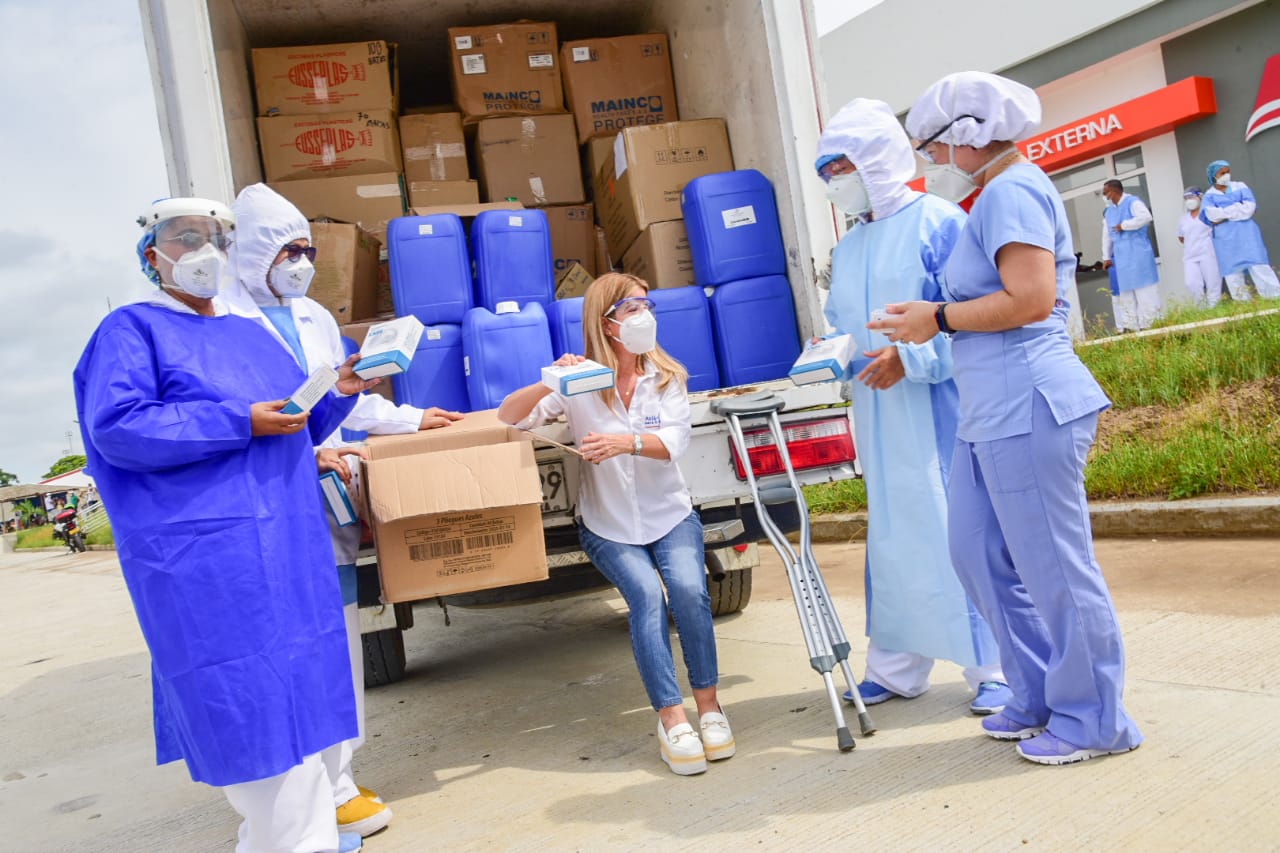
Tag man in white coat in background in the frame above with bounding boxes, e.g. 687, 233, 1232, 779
1101, 179, 1163, 331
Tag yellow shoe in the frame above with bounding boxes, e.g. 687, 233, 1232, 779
337, 795, 393, 838
356, 785, 383, 804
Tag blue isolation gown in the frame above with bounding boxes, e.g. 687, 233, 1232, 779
1199, 181, 1272, 275
1103, 196, 1159, 292
73, 301, 359, 786
824, 192, 996, 667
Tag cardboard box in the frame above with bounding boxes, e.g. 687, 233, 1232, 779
584, 135, 617, 194
621, 220, 694, 289
560, 35, 678, 143
594, 226, 612, 273
475, 114, 584, 206
252, 41, 398, 116
544, 204, 596, 278
340, 319, 397, 402
593, 119, 733, 259
407, 180, 480, 209
363, 412, 548, 601
309, 221, 381, 324
258, 110, 402, 182
269, 173, 405, 243
447, 22, 564, 119
555, 262, 594, 300
399, 112, 468, 183
409, 201, 522, 218
354, 316, 425, 378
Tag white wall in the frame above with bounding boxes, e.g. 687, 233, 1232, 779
820, 0, 1162, 113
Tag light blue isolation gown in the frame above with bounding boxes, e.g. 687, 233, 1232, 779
1199, 181, 1272, 275
1103, 195, 1159, 291
824, 192, 997, 667
940, 162, 1143, 751
73, 302, 359, 786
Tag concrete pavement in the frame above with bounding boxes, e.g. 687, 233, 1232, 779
2, 539, 1279, 851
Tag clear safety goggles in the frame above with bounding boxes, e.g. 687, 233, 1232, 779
605, 296, 656, 320
914, 114, 986, 164
155, 217, 233, 252
817, 157, 856, 183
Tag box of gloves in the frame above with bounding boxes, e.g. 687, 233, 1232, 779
788, 334, 856, 385
354, 315, 424, 378
541, 359, 615, 396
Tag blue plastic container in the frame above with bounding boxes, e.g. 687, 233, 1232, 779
649, 286, 720, 393
680, 169, 787, 286
546, 298, 585, 358
462, 301, 554, 410
387, 214, 473, 325
708, 275, 801, 386
390, 323, 470, 413
471, 209, 555, 312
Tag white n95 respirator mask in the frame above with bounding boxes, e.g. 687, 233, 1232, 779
154, 243, 226, 298
923, 146, 1018, 205
611, 310, 658, 354
824, 172, 871, 217
269, 257, 316, 298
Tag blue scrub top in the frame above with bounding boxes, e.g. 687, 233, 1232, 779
941, 163, 1110, 442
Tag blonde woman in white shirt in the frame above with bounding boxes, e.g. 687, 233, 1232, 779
498, 273, 732, 777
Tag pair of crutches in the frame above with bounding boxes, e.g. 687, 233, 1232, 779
711, 392, 875, 751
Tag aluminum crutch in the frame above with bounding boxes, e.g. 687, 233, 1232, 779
712, 393, 874, 752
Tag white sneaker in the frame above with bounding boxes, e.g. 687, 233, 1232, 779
657, 720, 707, 776
699, 710, 736, 761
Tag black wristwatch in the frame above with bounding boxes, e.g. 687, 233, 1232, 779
934, 303, 954, 334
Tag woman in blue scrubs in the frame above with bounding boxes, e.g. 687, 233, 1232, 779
870, 72, 1143, 766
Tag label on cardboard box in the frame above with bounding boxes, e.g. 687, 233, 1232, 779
355, 316, 424, 378
258, 110, 402, 182
283, 365, 339, 414
788, 334, 856, 385
252, 40, 398, 116
542, 359, 615, 396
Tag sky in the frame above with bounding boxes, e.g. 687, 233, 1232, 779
0, 0, 880, 485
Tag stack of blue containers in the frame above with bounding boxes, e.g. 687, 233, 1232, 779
649, 287, 720, 393
681, 169, 801, 386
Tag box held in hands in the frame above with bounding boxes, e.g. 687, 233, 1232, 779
542, 359, 615, 396
788, 334, 856, 385
320, 470, 357, 527
282, 365, 340, 414
354, 316, 424, 378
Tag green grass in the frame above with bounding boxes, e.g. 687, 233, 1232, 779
14, 527, 56, 549
804, 477, 868, 513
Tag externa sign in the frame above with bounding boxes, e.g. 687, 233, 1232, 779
1024, 113, 1122, 161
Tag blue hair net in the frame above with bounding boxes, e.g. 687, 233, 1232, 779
137, 229, 161, 286
814, 153, 844, 174
1206, 159, 1229, 185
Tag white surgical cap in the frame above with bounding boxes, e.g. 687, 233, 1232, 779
905, 71, 1042, 148
228, 183, 311, 305
815, 98, 916, 219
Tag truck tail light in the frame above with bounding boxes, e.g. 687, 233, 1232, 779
729, 416, 856, 479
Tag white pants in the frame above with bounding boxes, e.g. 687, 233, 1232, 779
1183, 256, 1222, 308
864, 643, 1005, 697
1224, 264, 1280, 301
223, 752, 339, 853
322, 602, 365, 808
1111, 283, 1163, 331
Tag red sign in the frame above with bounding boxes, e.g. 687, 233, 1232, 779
1017, 77, 1216, 172
1246, 54, 1280, 142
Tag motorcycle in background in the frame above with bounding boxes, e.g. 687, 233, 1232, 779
52, 508, 87, 554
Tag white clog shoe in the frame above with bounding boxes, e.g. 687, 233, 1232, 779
658, 720, 707, 776
699, 710, 736, 761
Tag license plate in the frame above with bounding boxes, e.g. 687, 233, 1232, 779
538, 459, 570, 514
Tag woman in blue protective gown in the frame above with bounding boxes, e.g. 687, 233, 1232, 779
73, 198, 379, 852
872, 72, 1143, 766
1199, 159, 1280, 301
814, 98, 1009, 716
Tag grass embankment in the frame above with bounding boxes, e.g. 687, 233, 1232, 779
804, 306, 1280, 512
14, 523, 114, 549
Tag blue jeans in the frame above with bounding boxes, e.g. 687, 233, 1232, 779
578, 511, 718, 710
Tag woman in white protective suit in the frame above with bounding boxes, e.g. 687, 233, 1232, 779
223, 184, 465, 840
815, 98, 1009, 716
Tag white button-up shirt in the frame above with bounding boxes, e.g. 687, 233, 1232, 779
516, 362, 692, 545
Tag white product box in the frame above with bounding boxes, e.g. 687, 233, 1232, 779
354, 316, 425, 379
788, 334, 856, 385
319, 470, 357, 527
282, 365, 339, 414
541, 359, 615, 396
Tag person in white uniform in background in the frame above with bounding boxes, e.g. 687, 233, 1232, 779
498, 272, 733, 778
225, 184, 465, 840
1100, 180, 1162, 331
1177, 187, 1221, 308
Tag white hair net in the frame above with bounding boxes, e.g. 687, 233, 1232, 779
227, 183, 311, 305
905, 71, 1042, 148
815, 98, 917, 219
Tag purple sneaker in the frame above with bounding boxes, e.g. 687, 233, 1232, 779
1017, 731, 1140, 765
980, 712, 1045, 741
968, 682, 1012, 716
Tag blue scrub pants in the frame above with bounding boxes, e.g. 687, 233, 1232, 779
947, 393, 1143, 752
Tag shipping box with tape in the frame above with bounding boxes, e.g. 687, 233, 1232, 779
269, 172, 405, 243
447, 22, 564, 119
399, 112, 468, 183
309, 221, 381, 323
362, 410, 548, 601
252, 40, 398, 116
475, 114, 584, 206
593, 119, 733, 259
560, 34, 678, 143
621, 220, 694, 289
257, 110, 402, 182
407, 179, 480, 209
544, 204, 596, 277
